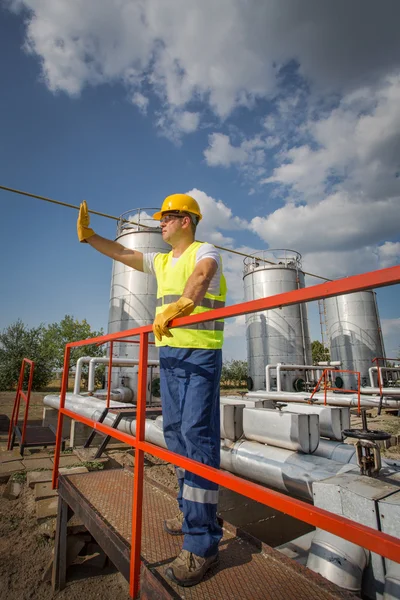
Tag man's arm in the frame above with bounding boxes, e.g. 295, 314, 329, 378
77, 201, 144, 271
87, 234, 144, 272
182, 258, 218, 306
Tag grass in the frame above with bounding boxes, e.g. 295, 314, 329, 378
12, 471, 27, 483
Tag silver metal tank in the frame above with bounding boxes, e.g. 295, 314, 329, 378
324, 291, 385, 389
107, 208, 169, 398
243, 250, 312, 391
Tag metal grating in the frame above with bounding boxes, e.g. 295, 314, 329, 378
65, 470, 358, 600
15, 425, 58, 445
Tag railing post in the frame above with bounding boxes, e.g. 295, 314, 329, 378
106, 341, 114, 409
7, 360, 25, 450
52, 346, 71, 490
21, 360, 34, 447
324, 369, 327, 406
357, 372, 361, 415
130, 332, 148, 598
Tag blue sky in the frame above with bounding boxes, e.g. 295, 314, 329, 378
0, 0, 399, 360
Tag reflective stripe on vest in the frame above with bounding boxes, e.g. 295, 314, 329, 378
153, 241, 227, 349
156, 295, 225, 309
182, 483, 219, 505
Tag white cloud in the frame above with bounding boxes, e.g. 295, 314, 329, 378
131, 92, 149, 114
156, 109, 200, 142
204, 133, 248, 167
378, 242, 400, 269
8, 0, 400, 123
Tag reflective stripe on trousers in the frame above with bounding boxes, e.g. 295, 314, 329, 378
160, 347, 223, 558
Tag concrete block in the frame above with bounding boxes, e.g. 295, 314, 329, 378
58, 455, 81, 468
27, 470, 53, 488
35, 482, 58, 501
36, 497, 59, 522
0, 461, 25, 483
22, 457, 53, 470
59, 466, 89, 475
3, 480, 22, 500
0, 449, 24, 464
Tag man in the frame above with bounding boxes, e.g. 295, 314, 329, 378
77, 193, 226, 586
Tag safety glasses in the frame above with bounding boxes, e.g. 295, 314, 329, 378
160, 214, 187, 225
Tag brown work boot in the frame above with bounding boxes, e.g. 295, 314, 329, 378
165, 549, 219, 587
164, 512, 184, 536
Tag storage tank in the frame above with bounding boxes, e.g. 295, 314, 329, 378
243, 250, 312, 391
324, 291, 385, 389
107, 208, 169, 398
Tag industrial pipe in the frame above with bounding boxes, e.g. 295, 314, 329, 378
368, 366, 400, 388
307, 529, 370, 592
266, 363, 340, 393
43, 393, 357, 501
73, 356, 96, 395
246, 390, 400, 407
87, 357, 159, 393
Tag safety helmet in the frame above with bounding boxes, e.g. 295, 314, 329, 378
152, 193, 202, 222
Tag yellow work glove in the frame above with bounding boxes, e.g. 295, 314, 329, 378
77, 200, 95, 243
153, 297, 195, 342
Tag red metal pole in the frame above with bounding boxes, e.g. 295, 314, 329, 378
7, 360, 26, 450
52, 346, 71, 489
21, 360, 35, 447
106, 341, 113, 409
130, 332, 148, 598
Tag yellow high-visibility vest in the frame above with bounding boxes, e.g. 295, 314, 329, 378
154, 241, 227, 349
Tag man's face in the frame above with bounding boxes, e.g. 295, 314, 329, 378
160, 212, 189, 244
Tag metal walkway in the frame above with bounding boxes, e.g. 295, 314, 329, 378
54, 469, 358, 599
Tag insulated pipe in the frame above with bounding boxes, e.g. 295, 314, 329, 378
316, 361, 342, 367
43, 394, 356, 501
73, 356, 95, 395
307, 529, 370, 593
266, 364, 340, 393
369, 366, 400, 388
313, 439, 357, 464
276, 363, 341, 392
246, 390, 400, 407
87, 357, 159, 393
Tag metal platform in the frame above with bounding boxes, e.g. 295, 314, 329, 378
55, 469, 359, 599
11, 424, 62, 455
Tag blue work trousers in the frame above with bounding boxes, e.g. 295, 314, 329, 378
159, 347, 223, 558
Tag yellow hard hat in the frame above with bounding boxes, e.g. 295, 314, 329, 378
153, 193, 202, 221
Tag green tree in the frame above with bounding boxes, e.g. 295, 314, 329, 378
44, 315, 106, 374
312, 340, 330, 363
0, 320, 54, 390
221, 359, 248, 388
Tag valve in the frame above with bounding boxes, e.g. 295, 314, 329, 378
342, 409, 391, 477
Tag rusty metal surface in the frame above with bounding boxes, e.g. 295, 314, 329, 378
64, 470, 358, 600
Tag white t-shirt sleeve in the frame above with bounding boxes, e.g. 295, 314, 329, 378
142, 252, 158, 276
195, 243, 222, 296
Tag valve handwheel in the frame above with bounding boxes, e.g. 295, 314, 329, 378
342, 408, 391, 441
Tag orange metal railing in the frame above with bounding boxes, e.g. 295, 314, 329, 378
52, 263, 400, 598
7, 358, 35, 451
309, 368, 361, 413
